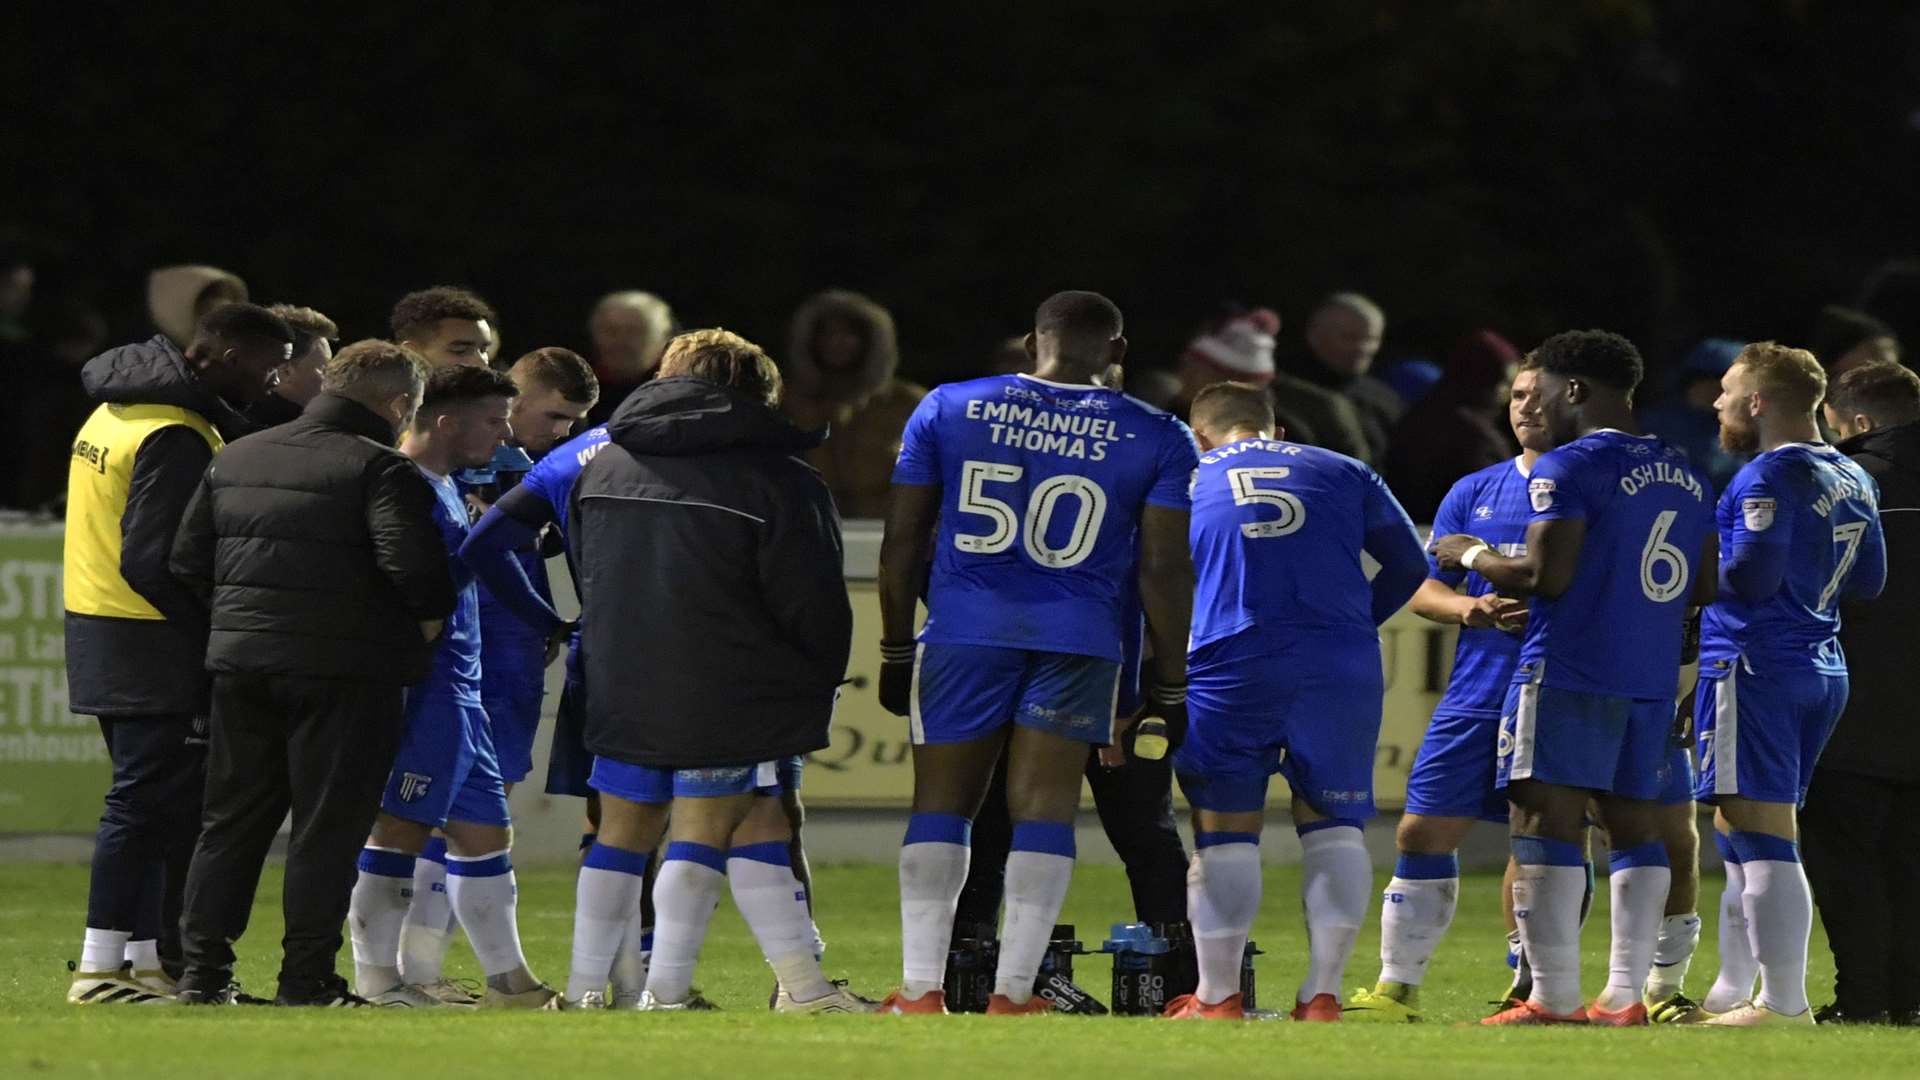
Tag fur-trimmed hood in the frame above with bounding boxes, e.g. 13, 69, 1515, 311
783, 289, 900, 409
147, 265, 248, 347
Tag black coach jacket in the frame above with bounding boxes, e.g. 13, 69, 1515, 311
169, 394, 457, 685
1828, 421, 1920, 783
571, 376, 851, 768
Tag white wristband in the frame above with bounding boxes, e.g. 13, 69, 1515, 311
1460, 542, 1492, 571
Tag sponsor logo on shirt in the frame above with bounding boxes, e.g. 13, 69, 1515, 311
1474, 504, 1494, 520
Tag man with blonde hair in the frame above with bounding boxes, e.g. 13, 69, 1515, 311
1680, 342, 1887, 1025
558, 329, 865, 1012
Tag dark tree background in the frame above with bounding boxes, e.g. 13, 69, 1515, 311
5, 1, 1917, 383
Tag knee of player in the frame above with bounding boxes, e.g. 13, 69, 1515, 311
1395, 813, 1465, 854
729, 794, 794, 847
445, 820, 512, 856
368, 813, 433, 853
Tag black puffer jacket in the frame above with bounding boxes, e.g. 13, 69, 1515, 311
170, 394, 457, 685
65, 336, 254, 717
1827, 421, 1920, 782
572, 376, 851, 767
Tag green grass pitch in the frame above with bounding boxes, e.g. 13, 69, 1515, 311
2, 860, 1914, 1078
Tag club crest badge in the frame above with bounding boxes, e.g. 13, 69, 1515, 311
1742, 497, 1776, 532
1529, 477, 1556, 512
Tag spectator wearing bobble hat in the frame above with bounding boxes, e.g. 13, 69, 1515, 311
1173, 305, 1372, 463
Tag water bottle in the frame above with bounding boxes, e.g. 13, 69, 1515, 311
1241, 939, 1263, 1009
1036, 925, 1106, 1015
1103, 923, 1174, 1015
943, 922, 998, 1013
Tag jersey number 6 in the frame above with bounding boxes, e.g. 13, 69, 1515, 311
1639, 509, 1691, 603
954, 460, 1108, 569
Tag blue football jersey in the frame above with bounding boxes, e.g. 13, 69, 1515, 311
420, 468, 483, 705
892, 373, 1199, 660
1519, 430, 1715, 699
1699, 442, 1883, 675
1428, 457, 1535, 716
517, 424, 613, 539
459, 460, 558, 698
1189, 438, 1421, 648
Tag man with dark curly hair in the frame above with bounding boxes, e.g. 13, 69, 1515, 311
391, 286, 497, 369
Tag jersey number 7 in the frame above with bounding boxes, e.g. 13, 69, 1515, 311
954, 460, 1108, 568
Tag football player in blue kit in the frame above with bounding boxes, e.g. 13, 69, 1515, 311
1432, 330, 1717, 1026
1677, 343, 1885, 1026
395, 349, 598, 997
1161, 382, 1427, 1022
875, 292, 1199, 1015
347, 365, 566, 1008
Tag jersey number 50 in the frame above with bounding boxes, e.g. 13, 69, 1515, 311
955, 460, 1108, 568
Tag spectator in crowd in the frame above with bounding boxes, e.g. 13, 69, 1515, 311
391, 286, 496, 369
1285, 292, 1404, 463
62, 303, 293, 1006
1173, 306, 1370, 462
586, 290, 675, 424
1857, 259, 1920, 358
147, 265, 247, 349
1640, 337, 1746, 494
244, 305, 338, 430
169, 341, 455, 1007
559, 329, 862, 1012
1802, 359, 1920, 1025
1809, 305, 1901, 379
0, 246, 33, 344
1381, 357, 1444, 411
779, 289, 925, 519
985, 335, 1034, 376
1385, 330, 1521, 523
11, 298, 108, 510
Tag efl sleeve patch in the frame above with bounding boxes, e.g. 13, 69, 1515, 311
1529, 477, 1557, 512
1742, 496, 1776, 532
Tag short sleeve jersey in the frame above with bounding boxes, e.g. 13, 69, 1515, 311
419, 468, 483, 705
1428, 457, 1535, 716
1518, 430, 1715, 699
516, 424, 613, 539
891, 373, 1198, 660
1700, 442, 1883, 675
1188, 438, 1418, 648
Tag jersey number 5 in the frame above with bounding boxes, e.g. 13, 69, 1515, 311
1640, 509, 1691, 603
1228, 467, 1306, 538
954, 460, 1108, 569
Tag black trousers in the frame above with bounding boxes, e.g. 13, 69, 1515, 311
956, 739, 1189, 933
1800, 765, 1920, 1015
88, 715, 208, 975
179, 674, 403, 998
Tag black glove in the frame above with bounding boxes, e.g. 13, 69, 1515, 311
879, 641, 915, 718
1132, 678, 1188, 759
1671, 687, 1697, 749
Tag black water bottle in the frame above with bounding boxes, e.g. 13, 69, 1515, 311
1035, 925, 1107, 1015
1103, 923, 1173, 1015
943, 922, 998, 1013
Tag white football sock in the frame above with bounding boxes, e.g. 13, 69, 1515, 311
80, 927, 130, 973
993, 822, 1076, 1003
567, 844, 649, 1002
1646, 912, 1702, 999
1737, 834, 1812, 1016
899, 813, 972, 999
398, 841, 454, 985
1379, 852, 1459, 988
447, 850, 532, 988
1298, 823, 1370, 1003
728, 843, 833, 1003
1703, 849, 1756, 1013
609, 906, 651, 999
348, 846, 415, 995
644, 844, 727, 1004
1594, 842, 1670, 1012
1511, 837, 1587, 1016
1188, 836, 1262, 1004
125, 938, 160, 971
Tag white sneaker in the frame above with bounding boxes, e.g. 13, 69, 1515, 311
636, 990, 719, 1011
610, 990, 645, 1010
774, 983, 879, 1015
484, 982, 563, 1010
127, 964, 177, 996
1700, 1000, 1815, 1026
367, 984, 453, 1008
67, 963, 172, 1006
413, 978, 481, 1006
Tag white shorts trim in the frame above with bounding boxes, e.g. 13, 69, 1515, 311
1712, 665, 1740, 798
908, 643, 926, 745
1508, 665, 1543, 781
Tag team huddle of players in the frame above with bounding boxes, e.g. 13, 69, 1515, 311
335, 290, 1881, 1022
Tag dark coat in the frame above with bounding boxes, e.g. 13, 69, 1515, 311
1826, 421, 1920, 782
169, 393, 457, 685
64, 336, 253, 717
571, 376, 852, 768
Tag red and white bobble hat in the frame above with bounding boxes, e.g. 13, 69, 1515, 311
1183, 308, 1281, 386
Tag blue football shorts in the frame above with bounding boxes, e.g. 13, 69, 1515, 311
589, 756, 787, 804
1693, 657, 1848, 807
383, 692, 510, 827
1496, 662, 1674, 801
1404, 710, 1507, 822
909, 643, 1122, 746
483, 684, 545, 787
544, 668, 593, 799
1174, 629, 1383, 818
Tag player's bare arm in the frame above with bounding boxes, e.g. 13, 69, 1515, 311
1432, 517, 1585, 599
1407, 577, 1526, 631
876, 482, 940, 717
